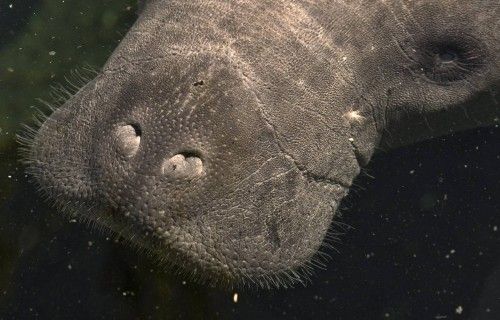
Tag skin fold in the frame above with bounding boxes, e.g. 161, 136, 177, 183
20, 0, 499, 288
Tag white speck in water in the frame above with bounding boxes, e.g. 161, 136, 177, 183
455, 305, 463, 315
49, 51, 56, 56
67, 264, 72, 270
445, 249, 455, 259
7, 175, 11, 179
9, 4, 13, 9
348, 137, 354, 142
409, 170, 415, 175
493, 225, 498, 232
233, 293, 238, 303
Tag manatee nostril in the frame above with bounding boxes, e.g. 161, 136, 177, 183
129, 123, 142, 136
115, 124, 141, 157
162, 151, 204, 178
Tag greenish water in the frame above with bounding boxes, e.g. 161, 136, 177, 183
0, 0, 137, 151
0, 1, 499, 319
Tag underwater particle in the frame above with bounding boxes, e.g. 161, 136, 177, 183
122, 291, 135, 296
48, 51, 56, 56
493, 225, 498, 232
67, 264, 72, 270
445, 249, 456, 259
232, 293, 238, 303
455, 305, 463, 315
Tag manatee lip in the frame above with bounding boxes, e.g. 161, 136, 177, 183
148, 182, 347, 288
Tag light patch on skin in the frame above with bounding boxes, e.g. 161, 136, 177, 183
344, 110, 365, 124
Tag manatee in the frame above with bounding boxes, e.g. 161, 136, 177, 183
19, 0, 499, 288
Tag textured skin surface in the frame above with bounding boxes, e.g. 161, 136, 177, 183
23, 0, 499, 288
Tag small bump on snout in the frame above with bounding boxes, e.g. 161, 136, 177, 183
162, 152, 204, 179
115, 124, 141, 157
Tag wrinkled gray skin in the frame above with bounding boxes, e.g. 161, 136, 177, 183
24, 0, 499, 288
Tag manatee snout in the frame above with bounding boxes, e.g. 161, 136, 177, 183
25, 53, 354, 288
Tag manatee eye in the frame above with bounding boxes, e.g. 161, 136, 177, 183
417, 37, 486, 84
437, 49, 458, 63
115, 123, 141, 157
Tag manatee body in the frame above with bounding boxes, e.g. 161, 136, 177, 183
22, 0, 499, 288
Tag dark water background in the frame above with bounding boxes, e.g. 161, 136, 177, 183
0, 1, 498, 319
